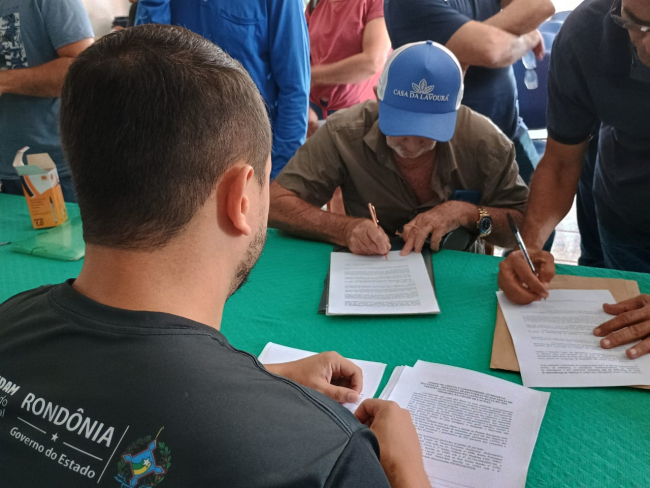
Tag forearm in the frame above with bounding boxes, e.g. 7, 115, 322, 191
269, 186, 358, 246
312, 53, 380, 86
485, 0, 555, 35
0, 57, 73, 97
447, 23, 540, 69
521, 163, 579, 249
495, 31, 540, 67
386, 465, 432, 488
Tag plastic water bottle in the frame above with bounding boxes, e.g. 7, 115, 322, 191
522, 51, 536, 70
522, 51, 538, 90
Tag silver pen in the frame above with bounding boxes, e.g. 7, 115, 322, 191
507, 213, 537, 276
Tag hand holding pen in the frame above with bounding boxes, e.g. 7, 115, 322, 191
368, 203, 388, 260
497, 213, 556, 304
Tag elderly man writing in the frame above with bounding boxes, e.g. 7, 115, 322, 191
270, 41, 529, 256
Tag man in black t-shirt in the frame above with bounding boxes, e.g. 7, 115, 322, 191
0, 25, 430, 487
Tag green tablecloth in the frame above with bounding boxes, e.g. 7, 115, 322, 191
1, 193, 649, 487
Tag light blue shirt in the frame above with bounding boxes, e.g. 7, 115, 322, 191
136, 0, 310, 178
0, 0, 94, 181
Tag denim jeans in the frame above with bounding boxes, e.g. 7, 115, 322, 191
576, 136, 605, 268
513, 130, 540, 186
0, 175, 77, 203
599, 224, 650, 273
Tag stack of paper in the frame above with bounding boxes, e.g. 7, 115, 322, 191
327, 251, 440, 315
497, 289, 650, 388
381, 361, 549, 488
258, 343, 387, 412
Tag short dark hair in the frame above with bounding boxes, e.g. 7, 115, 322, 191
60, 25, 272, 250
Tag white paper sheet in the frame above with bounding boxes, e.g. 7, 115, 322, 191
258, 343, 387, 412
497, 289, 650, 388
327, 251, 440, 315
387, 361, 549, 488
379, 365, 407, 400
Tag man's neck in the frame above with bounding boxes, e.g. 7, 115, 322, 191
391, 148, 437, 205
73, 241, 229, 330
391, 147, 436, 170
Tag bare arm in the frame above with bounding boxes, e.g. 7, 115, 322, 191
497, 138, 586, 304
269, 181, 391, 255
0, 38, 94, 98
486, 0, 555, 35
311, 18, 390, 86
269, 181, 358, 246
521, 138, 588, 250
445, 0, 554, 70
446, 22, 542, 69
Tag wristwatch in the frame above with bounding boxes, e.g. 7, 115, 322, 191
476, 207, 493, 237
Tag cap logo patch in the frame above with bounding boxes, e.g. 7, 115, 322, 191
393, 79, 450, 102
412, 79, 434, 94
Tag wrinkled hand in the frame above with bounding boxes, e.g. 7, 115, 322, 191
344, 219, 391, 256
531, 30, 545, 60
355, 399, 431, 487
265, 352, 363, 404
497, 250, 556, 304
400, 201, 469, 255
594, 294, 650, 359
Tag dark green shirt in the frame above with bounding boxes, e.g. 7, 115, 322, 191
0, 282, 390, 487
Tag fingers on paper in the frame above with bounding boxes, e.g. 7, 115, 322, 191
354, 398, 395, 425
498, 252, 549, 304
328, 353, 364, 395
401, 223, 433, 255
595, 307, 650, 336
322, 382, 360, 404
354, 398, 380, 425
603, 295, 650, 316
599, 320, 650, 351
626, 337, 650, 359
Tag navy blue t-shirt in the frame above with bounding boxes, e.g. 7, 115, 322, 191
385, 0, 524, 141
547, 0, 650, 245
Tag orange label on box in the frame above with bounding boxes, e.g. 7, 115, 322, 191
13, 147, 68, 229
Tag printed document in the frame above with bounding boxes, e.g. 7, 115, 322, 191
258, 343, 387, 412
497, 289, 650, 387
327, 251, 439, 315
381, 361, 549, 488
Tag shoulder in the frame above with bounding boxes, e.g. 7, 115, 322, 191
0, 285, 55, 317
554, 0, 609, 56
326, 100, 379, 138
165, 347, 378, 482
169, 341, 368, 440
452, 105, 513, 157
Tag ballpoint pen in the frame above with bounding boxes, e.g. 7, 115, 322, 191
367, 203, 388, 260
507, 213, 537, 276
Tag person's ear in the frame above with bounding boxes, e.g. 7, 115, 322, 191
222, 165, 255, 237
